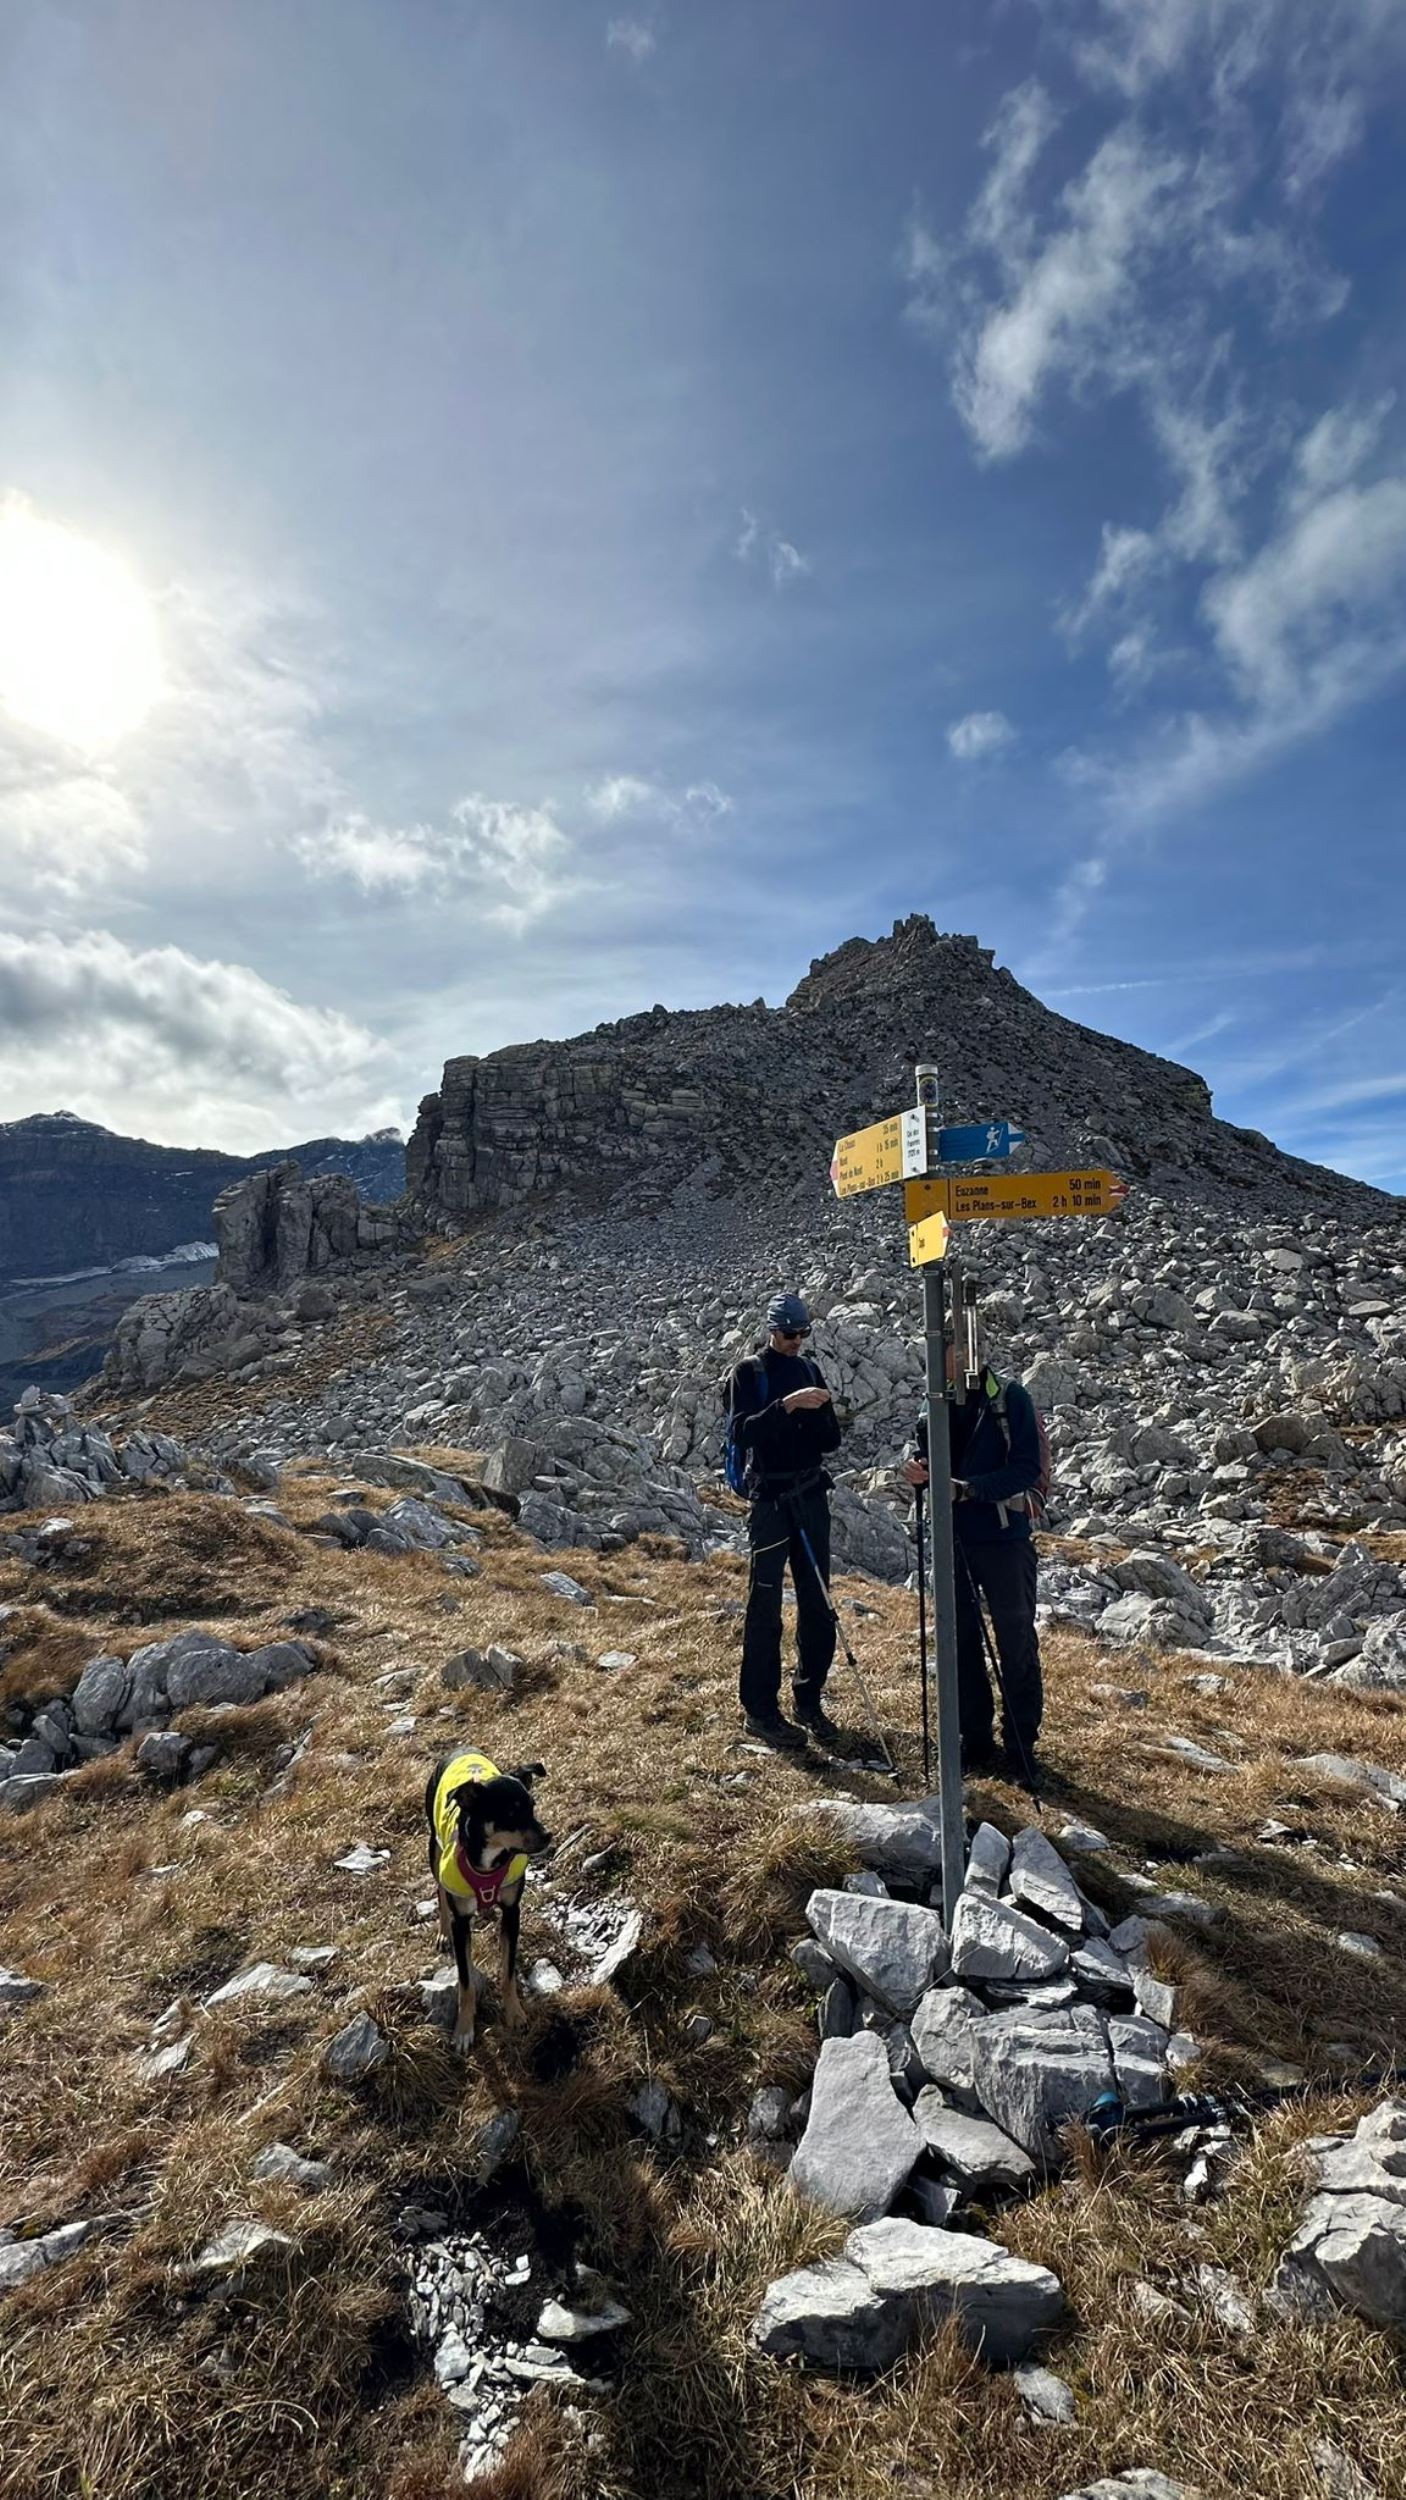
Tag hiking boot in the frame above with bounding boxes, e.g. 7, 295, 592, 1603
961, 1740, 1004, 1779
791, 1690, 846, 1747
742, 1712, 809, 1752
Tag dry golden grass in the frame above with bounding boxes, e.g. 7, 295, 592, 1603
2, 1471, 1405, 2499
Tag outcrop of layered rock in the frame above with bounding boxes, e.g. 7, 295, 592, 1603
0, 1111, 405, 1283
403, 918, 1390, 1228
98, 1163, 405, 1393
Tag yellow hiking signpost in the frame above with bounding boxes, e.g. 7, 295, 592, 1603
904, 1167, 1128, 1253
829, 1108, 928, 1198
828, 1076, 1129, 1931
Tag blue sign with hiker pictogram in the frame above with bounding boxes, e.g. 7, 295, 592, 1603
934, 1119, 1025, 1163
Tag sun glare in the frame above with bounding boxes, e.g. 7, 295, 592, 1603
0, 495, 164, 750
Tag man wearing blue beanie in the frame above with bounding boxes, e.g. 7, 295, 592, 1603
726, 1292, 844, 1750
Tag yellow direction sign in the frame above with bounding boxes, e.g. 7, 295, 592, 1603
907, 1210, 951, 1267
830, 1107, 927, 1198
904, 1168, 1128, 1225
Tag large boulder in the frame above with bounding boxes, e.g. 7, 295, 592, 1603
754, 2215, 1063, 2372
788, 2032, 922, 2221
805, 1891, 951, 2018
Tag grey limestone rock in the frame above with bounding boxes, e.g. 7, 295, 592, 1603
788, 2032, 923, 2221
1007, 1826, 1086, 1931
205, 1963, 313, 2010
969, 2003, 1116, 2163
805, 1890, 950, 2018
1274, 2100, 1406, 2327
755, 2213, 1062, 2374
192, 2219, 296, 2276
1056, 2479, 1204, 2500
251, 2142, 334, 2192
910, 1983, 988, 2102
911, 2092, 1035, 2190
950, 1892, 1070, 1985
965, 1820, 1011, 1894
71, 1654, 130, 1735
325, 2010, 392, 2080
807, 1796, 941, 1886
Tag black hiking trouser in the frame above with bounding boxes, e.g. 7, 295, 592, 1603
740, 1481, 835, 1719
954, 1538, 1042, 1763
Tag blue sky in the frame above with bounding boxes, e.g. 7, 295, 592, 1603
2, 0, 1405, 1185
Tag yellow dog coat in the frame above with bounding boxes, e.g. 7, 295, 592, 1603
432, 1750, 530, 1910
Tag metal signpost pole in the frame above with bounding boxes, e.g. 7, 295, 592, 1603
915, 1065, 966, 1928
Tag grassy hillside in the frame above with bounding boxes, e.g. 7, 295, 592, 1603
2, 1467, 1404, 2500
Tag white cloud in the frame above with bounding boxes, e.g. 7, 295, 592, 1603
1050, 853, 1109, 943
1204, 472, 1406, 705
1288, 394, 1396, 513
968, 81, 1062, 263
0, 927, 398, 1151
606, 18, 656, 63
734, 508, 811, 590
585, 773, 733, 826
918, 0, 1406, 867
297, 791, 574, 927
302, 814, 442, 892
953, 131, 1182, 461
1, 763, 146, 889
586, 773, 658, 822
947, 709, 1016, 761
768, 538, 809, 589
681, 779, 733, 821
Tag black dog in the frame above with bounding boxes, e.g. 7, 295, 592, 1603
424, 1748, 552, 2053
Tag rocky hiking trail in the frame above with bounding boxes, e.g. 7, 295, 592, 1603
2, 1433, 1405, 2500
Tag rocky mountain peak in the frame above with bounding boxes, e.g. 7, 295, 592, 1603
784, 915, 988, 1014
402, 922, 1393, 1230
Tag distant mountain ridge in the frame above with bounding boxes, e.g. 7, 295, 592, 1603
0, 1112, 405, 1283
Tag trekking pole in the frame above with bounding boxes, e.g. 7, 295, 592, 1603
787, 1501, 897, 1776
914, 1480, 931, 1792
1087, 2065, 1406, 2147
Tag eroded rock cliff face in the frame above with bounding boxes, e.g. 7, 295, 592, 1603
402, 918, 1382, 1229
0, 1113, 405, 1283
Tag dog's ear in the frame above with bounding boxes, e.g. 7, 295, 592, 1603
509, 1761, 546, 1788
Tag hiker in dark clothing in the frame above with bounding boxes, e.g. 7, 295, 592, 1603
729, 1291, 843, 1751
905, 1348, 1043, 1778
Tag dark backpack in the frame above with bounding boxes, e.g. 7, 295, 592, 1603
721, 1347, 817, 1495
990, 1375, 1052, 1525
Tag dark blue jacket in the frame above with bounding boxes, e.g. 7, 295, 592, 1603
731, 1347, 842, 1493
916, 1373, 1041, 1546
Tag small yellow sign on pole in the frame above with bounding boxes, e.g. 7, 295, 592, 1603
907, 1210, 951, 1267
904, 1168, 1128, 1225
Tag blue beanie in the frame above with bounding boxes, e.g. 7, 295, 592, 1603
767, 1292, 812, 1333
